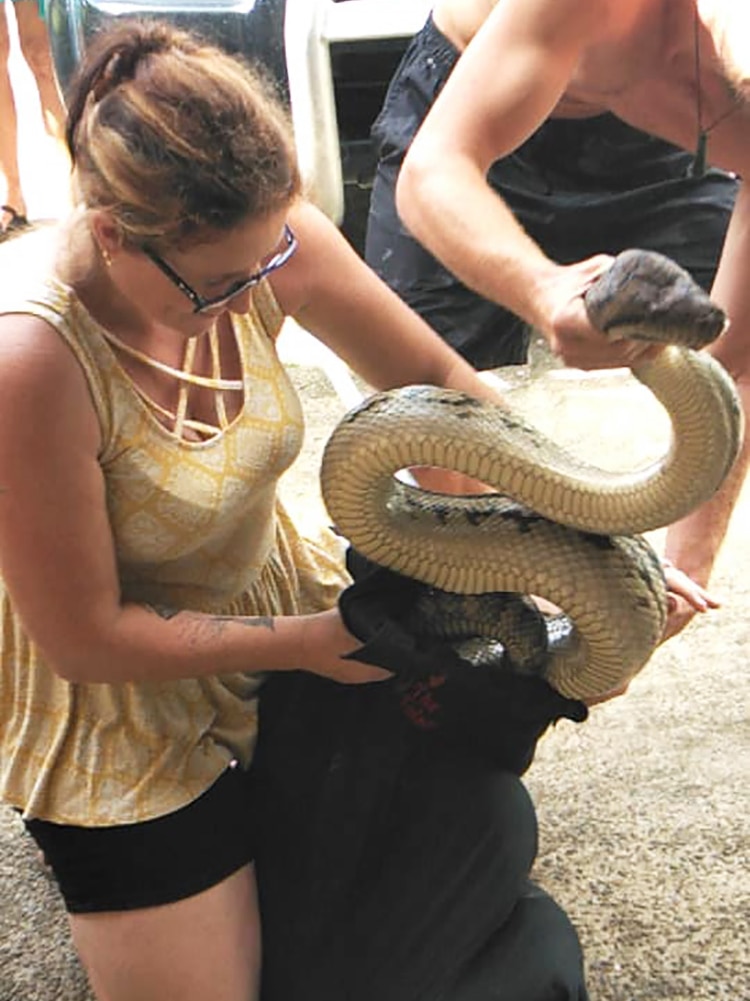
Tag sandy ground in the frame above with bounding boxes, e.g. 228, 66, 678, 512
1, 11, 748, 998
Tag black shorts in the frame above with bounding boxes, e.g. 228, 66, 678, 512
23, 764, 256, 914
365, 15, 739, 369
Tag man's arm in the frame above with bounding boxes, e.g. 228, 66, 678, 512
397, 0, 593, 321
396, 0, 652, 367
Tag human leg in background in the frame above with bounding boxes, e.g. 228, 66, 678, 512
14, 0, 66, 141
0, 1, 27, 230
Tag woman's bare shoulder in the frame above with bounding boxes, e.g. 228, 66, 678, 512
0, 309, 101, 451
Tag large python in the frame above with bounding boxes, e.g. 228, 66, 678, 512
320, 250, 744, 701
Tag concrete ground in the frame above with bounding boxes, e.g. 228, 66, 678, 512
1, 9, 748, 999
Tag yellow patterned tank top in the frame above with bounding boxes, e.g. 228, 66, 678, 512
0, 277, 348, 825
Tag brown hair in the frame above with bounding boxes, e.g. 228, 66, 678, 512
65, 19, 301, 249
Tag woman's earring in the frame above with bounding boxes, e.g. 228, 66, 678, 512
100, 245, 113, 268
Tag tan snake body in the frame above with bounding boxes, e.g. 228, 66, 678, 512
320, 251, 744, 700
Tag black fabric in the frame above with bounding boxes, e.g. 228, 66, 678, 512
338, 546, 428, 669
365, 15, 738, 369
23, 764, 256, 913
338, 549, 587, 774
443, 883, 590, 1001
250, 671, 589, 1001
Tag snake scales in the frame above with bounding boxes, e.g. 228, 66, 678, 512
320, 250, 744, 700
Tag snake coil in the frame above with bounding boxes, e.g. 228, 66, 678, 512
320, 251, 744, 700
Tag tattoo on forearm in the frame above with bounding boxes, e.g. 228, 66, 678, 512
210, 615, 276, 631
144, 604, 276, 643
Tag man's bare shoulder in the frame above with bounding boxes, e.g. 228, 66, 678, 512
432, 0, 750, 173
433, 0, 620, 53
571, 0, 750, 175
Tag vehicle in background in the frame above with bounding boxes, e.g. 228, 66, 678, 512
47, 0, 431, 252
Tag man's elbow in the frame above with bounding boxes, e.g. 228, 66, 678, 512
395, 144, 435, 236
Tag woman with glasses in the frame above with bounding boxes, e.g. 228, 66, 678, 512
0, 18, 651, 1001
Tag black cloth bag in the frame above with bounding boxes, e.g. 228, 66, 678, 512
250, 551, 590, 1000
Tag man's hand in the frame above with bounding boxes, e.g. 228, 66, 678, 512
584, 560, 717, 705
539, 255, 664, 370
660, 560, 719, 641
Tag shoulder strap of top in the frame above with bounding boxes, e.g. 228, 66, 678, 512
250, 279, 286, 342
3, 279, 115, 449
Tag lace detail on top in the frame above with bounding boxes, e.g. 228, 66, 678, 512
99, 325, 245, 441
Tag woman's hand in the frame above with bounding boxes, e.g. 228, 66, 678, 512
585, 560, 718, 705
303, 608, 394, 685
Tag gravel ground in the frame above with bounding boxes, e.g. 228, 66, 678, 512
1, 358, 748, 1001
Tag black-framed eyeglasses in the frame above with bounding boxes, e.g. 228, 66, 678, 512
143, 223, 298, 314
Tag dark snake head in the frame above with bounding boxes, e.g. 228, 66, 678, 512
583, 249, 727, 348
